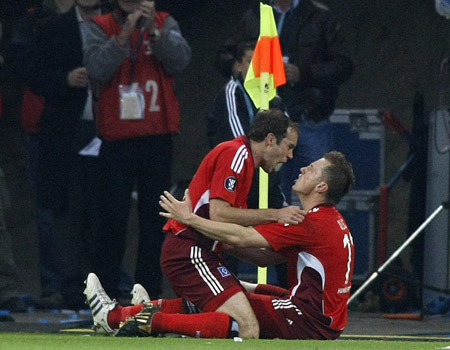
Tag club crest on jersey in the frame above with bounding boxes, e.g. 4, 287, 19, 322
217, 266, 231, 277
224, 176, 237, 192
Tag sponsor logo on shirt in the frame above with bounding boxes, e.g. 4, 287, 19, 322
337, 286, 351, 294
337, 218, 348, 230
217, 266, 231, 277
224, 176, 237, 192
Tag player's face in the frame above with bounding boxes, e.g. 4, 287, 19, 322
292, 158, 330, 195
261, 127, 298, 173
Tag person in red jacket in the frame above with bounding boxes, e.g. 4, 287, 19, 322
83, 0, 191, 301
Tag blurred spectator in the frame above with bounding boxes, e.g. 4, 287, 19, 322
83, 0, 191, 301
6, 0, 111, 309
216, 0, 353, 205
207, 41, 258, 148
0, 20, 26, 313
5, 0, 73, 310
31, 0, 114, 309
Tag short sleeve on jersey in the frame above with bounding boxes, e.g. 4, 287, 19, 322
209, 143, 253, 208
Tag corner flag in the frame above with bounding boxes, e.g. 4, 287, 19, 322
244, 2, 286, 110
244, 3, 286, 285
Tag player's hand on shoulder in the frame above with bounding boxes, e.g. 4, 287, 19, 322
277, 206, 306, 225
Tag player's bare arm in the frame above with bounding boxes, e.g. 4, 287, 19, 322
159, 190, 271, 248
210, 198, 306, 226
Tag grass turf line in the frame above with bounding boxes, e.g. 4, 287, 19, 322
0, 333, 449, 350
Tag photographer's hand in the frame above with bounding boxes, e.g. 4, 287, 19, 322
116, 9, 143, 47
140, 1, 157, 34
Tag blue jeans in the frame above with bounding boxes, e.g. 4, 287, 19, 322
280, 118, 335, 205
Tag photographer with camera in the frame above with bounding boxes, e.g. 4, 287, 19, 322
83, 0, 191, 303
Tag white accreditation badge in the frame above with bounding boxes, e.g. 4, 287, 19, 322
119, 84, 145, 120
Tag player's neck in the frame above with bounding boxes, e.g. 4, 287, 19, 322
298, 193, 327, 212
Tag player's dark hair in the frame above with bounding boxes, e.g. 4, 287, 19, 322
248, 109, 298, 145
322, 151, 355, 204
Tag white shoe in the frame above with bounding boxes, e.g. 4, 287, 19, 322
83, 273, 117, 335
130, 284, 151, 305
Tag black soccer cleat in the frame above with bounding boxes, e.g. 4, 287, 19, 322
116, 302, 161, 337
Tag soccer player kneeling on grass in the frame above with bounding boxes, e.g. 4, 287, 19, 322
84, 151, 355, 340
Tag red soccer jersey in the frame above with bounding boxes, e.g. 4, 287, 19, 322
254, 204, 354, 331
164, 136, 255, 238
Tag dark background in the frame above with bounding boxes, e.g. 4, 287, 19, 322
1, 0, 449, 300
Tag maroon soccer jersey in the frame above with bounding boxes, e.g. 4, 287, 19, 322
164, 136, 254, 239
254, 204, 354, 331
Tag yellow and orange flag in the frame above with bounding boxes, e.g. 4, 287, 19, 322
244, 3, 286, 284
244, 2, 286, 110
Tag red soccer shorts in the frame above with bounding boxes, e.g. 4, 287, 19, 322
247, 292, 342, 339
161, 233, 244, 311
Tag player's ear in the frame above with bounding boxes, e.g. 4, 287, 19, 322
266, 132, 276, 145
316, 182, 328, 194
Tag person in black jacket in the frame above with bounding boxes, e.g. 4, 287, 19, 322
207, 41, 256, 148
0, 20, 27, 314
216, 0, 353, 206
27, 0, 111, 309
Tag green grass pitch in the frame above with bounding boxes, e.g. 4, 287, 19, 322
0, 333, 449, 350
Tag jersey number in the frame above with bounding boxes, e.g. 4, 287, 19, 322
343, 233, 353, 285
145, 80, 161, 112
131, 81, 161, 112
